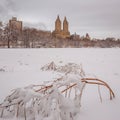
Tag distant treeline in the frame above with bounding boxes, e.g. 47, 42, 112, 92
0, 24, 120, 48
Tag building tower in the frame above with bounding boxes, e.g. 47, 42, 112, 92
9, 17, 22, 34
62, 16, 70, 38
52, 15, 70, 38
55, 15, 61, 32
63, 17, 69, 33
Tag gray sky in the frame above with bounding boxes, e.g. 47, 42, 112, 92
0, 0, 120, 39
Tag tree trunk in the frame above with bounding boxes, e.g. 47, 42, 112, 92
8, 39, 10, 48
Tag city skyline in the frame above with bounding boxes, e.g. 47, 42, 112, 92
0, 0, 120, 39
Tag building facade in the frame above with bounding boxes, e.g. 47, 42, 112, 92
9, 17, 22, 33
52, 16, 70, 38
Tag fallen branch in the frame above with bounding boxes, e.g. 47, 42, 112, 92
81, 78, 115, 100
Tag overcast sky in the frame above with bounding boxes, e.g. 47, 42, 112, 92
0, 0, 120, 38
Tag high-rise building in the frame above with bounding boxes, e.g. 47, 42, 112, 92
52, 15, 70, 38
9, 17, 22, 33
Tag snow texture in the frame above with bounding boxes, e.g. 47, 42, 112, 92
0, 48, 120, 120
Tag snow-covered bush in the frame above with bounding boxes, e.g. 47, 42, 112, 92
41, 62, 85, 77
0, 62, 115, 120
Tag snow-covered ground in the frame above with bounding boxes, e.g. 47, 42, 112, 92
0, 48, 120, 120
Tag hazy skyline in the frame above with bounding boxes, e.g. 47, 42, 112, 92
0, 0, 120, 39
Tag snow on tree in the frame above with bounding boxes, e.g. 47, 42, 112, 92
41, 62, 85, 77
0, 62, 115, 120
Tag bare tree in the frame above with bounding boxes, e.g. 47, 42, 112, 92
0, 21, 3, 40
4, 25, 12, 48
22, 27, 31, 48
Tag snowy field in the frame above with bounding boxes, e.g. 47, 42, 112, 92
0, 48, 120, 120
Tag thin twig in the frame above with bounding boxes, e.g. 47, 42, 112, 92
98, 85, 102, 103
